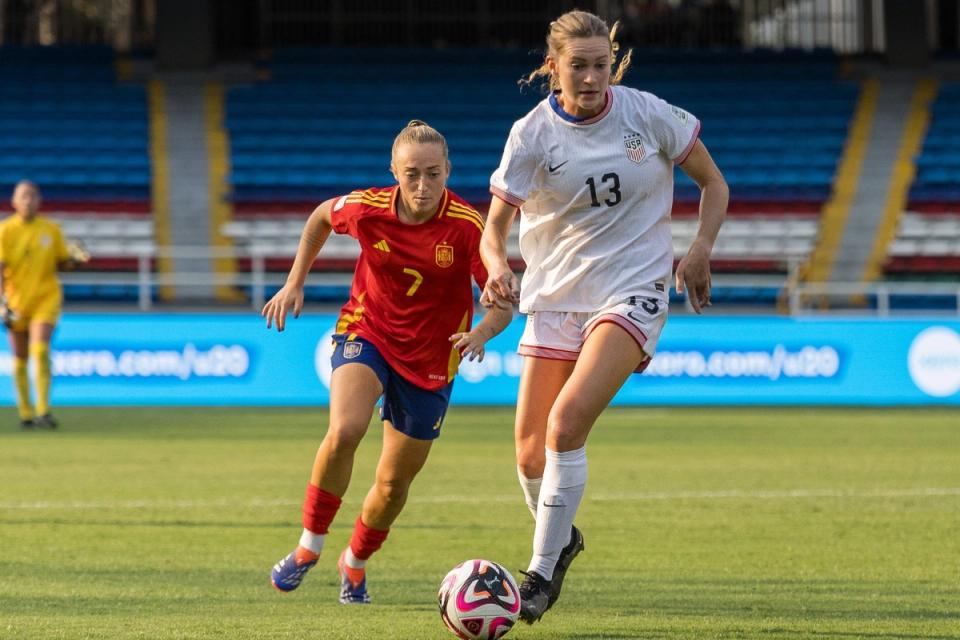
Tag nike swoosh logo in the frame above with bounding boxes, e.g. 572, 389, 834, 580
548, 161, 569, 173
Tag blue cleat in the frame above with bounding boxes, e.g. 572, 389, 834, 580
271, 546, 318, 592
337, 549, 371, 604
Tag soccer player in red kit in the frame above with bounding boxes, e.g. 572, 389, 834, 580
263, 120, 512, 603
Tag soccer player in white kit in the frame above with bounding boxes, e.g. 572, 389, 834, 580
480, 10, 729, 624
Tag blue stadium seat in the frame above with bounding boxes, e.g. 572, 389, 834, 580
227, 47, 856, 207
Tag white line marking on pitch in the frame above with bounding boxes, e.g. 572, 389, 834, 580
1, 488, 958, 510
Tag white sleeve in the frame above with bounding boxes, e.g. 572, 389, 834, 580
489, 122, 539, 207
647, 94, 701, 164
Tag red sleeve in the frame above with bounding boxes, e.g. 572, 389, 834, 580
328, 192, 362, 237
469, 230, 488, 289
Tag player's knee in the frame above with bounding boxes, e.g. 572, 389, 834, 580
374, 475, 410, 505
546, 406, 590, 451
516, 453, 545, 479
323, 423, 366, 455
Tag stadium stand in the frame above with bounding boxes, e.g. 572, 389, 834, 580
0, 45, 153, 301
224, 47, 856, 303
892, 82, 960, 276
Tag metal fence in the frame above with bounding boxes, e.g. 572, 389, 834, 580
6, 0, 950, 54
58, 245, 960, 317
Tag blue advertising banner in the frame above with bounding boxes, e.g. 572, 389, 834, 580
0, 313, 958, 406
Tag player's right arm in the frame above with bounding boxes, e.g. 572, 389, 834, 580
0, 262, 9, 328
479, 196, 520, 309
262, 198, 336, 331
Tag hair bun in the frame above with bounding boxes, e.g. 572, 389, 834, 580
407, 119, 427, 128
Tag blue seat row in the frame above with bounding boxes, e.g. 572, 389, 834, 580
0, 46, 150, 209
912, 82, 960, 200
0, 156, 150, 170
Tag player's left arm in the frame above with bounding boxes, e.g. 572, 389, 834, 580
449, 304, 512, 363
676, 139, 728, 314
55, 226, 89, 271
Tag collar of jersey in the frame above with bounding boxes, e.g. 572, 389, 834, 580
548, 87, 612, 125
390, 186, 449, 224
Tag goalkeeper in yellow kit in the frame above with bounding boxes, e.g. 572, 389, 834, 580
0, 181, 88, 429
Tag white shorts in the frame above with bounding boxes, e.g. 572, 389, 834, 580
518, 296, 668, 373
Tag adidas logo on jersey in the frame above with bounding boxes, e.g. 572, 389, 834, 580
373, 240, 390, 252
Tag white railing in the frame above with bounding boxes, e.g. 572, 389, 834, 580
60, 245, 959, 316
785, 281, 960, 317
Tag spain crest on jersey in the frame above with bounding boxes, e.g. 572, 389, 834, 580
623, 134, 646, 164
435, 243, 454, 268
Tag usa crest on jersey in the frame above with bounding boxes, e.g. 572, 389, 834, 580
623, 134, 646, 164
435, 243, 454, 268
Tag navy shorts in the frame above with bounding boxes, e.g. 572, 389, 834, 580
330, 334, 453, 441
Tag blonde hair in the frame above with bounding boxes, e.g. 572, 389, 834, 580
391, 119, 449, 163
521, 10, 633, 93
13, 179, 39, 194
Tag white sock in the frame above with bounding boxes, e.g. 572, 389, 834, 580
517, 466, 542, 520
298, 528, 325, 555
528, 447, 586, 581
344, 546, 366, 569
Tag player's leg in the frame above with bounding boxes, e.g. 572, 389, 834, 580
271, 359, 383, 592
337, 420, 432, 603
515, 312, 579, 519
28, 321, 56, 428
7, 327, 32, 427
515, 356, 575, 519
337, 374, 450, 604
520, 322, 646, 623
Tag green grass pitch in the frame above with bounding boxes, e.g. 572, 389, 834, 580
2, 407, 959, 639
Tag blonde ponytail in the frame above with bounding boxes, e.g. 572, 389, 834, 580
520, 10, 633, 92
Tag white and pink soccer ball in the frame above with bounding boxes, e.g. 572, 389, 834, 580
438, 559, 521, 640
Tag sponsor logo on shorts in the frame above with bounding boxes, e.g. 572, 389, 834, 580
343, 342, 362, 359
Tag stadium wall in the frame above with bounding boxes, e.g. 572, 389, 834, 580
0, 314, 958, 407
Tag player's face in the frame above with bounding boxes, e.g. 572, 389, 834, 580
550, 36, 612, 118
11, 183, 40, 218
392, 142, 449, 220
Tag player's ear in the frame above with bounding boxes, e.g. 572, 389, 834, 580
546, 55, 558, 76
389, 162, 399, 182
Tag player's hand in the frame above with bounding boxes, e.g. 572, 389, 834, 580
262, 283, 304, 332
0, 297, 14, 329
449, 327, 493, 363
66, 239, 91, 263
675, 241, 712, 314
480, 267, 519, 309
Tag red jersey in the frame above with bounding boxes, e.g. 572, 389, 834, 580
329, 186, 488, 390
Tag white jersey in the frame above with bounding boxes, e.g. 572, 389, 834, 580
490, 85, 700, 313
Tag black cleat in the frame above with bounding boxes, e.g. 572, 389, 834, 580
34, 414, 58, 429
548, 525, 584, 607
517, 570, 551, 624
19, 419, 35, 430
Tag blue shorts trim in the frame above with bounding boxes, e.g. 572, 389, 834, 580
330, 334, 453, 440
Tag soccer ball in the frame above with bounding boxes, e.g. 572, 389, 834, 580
438, 559, 520, 640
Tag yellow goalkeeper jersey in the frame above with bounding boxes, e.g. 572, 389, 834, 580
0, 215, 69, 312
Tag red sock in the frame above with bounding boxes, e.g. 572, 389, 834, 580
348, 516, 389, 560
302, 483, 342, 535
